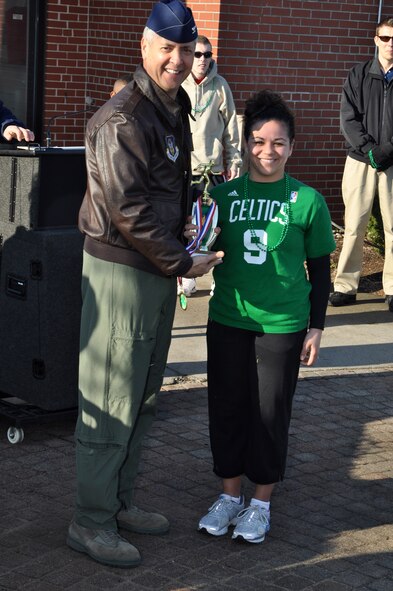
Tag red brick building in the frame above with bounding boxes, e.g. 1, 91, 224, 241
1, 0, 391, 220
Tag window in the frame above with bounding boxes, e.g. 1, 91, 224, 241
0, 0, 46, 142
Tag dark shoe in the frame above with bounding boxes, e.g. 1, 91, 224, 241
117, 505, 169, 535
386, 295, 393, 312
67, 521, 141, 568
329, 291, 356, 306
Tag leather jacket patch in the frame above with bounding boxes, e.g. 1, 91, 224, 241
165, 135, 179, 162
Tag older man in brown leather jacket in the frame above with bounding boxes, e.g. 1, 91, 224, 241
67, 0, 223, 569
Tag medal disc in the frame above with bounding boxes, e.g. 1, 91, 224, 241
179, 293, 188, 310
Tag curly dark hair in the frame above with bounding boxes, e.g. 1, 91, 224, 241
243, 90, 295, 143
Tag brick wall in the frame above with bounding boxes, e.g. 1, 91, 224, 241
189, 0, 381, 219
85, 0, 148, 102
43, 0, 386, 220
44, 0, 89, 145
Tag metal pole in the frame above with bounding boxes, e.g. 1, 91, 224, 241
377, 0, 383, 24
375, 0, 384, 57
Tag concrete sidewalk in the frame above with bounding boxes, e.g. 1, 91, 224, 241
166, 272, 393, 381
0, 273, 392, 590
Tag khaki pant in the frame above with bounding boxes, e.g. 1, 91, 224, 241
74, 252, 176, 530
334, 156, 393, 295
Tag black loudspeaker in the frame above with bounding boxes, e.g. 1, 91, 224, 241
0, 147, 86, 249
0, 227, 84, 410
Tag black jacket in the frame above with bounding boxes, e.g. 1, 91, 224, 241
79, 65, 193, 278
0, 100, 24, 139
340, 57, 393, 166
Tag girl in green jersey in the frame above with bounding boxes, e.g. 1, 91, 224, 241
197, 90, 336, 543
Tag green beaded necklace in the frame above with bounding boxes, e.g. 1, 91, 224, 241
192, 79, 216, 114
243, 172, 292, 252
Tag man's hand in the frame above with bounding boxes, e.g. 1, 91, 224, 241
3, 125, 35, 142
183, 251, 224, 278
369, 143, 393, 171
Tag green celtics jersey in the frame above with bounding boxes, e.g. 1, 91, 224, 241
209, 174, 336, 333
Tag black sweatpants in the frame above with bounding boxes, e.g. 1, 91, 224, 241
207, 319, 307, 485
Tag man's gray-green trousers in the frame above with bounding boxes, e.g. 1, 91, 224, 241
74, 252, 177, 530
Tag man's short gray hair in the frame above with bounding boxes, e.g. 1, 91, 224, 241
142, 26, 157, 45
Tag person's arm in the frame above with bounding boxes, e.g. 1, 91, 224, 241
340, 66, 376, 155
300, 254, 331, 366
88, 113, 190, 276
307, 254, 331, 330
219, 80, 242, 178
368, 140, 393, 171
0, 100, 34, 142
86, 111, 223, 278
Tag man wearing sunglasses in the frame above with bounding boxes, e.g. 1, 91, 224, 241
330, 17, 393, 312
182, 35, 241, 187
180, 35, 241, 296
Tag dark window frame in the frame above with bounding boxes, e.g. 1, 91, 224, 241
26, 0, 46, 144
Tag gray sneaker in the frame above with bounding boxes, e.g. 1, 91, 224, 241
198, 494, 245, 536
117, 505, 169, 535
232, 504, 270, 543
67, 521, 141, 568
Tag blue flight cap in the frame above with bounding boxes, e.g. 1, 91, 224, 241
146, 0, 198, 43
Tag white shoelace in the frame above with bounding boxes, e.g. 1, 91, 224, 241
236, 506, 269, 526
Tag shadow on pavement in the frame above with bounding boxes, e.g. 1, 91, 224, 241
0, 370, 393, 589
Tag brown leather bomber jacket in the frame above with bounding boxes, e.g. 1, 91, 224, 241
78, 65, 194, 278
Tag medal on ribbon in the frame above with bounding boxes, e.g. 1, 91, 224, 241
177, 162, 219, 311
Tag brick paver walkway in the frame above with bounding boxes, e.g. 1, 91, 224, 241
1, 368, 393, 590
